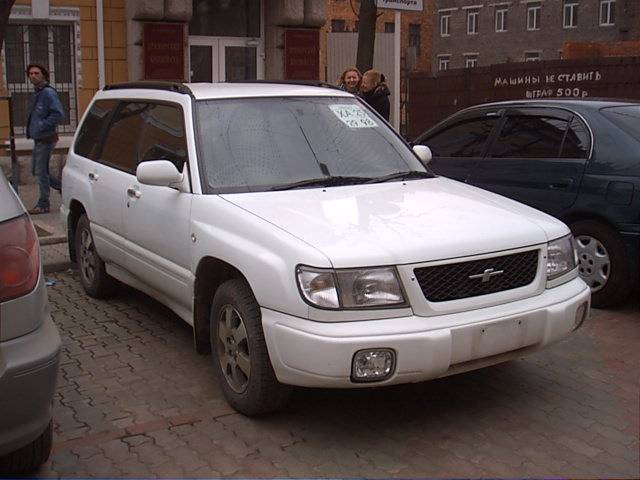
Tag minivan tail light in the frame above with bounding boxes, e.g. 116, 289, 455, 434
0, 214, 40, 302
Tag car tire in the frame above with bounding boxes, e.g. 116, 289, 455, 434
0, 421, 52, 474
570, 219, 632, 308
210, 278, 292, 416
75, 214, 116, 298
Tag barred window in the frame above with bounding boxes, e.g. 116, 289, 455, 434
4, 23, 77, 136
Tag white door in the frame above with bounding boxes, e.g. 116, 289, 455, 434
189, 37, 263, 82
121, 101, 193, 315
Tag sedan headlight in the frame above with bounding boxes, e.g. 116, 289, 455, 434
296, 265, 406, 309
547, 234, 577, 280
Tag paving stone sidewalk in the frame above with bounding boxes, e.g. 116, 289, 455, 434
28, 269, 640, 478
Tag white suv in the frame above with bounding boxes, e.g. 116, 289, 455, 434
62, 82, 590, 415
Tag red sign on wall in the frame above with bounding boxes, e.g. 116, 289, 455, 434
144, 23, 185, 81
285, 29, 320, 80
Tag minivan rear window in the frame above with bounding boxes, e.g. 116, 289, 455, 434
601, 106, 640, 142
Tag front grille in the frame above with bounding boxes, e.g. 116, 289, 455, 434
414, 250, 539, 302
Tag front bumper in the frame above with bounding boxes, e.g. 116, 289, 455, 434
0, 316, 61, 456
262, 277, 590, 388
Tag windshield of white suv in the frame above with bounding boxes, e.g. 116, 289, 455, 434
195, 96, 431, 193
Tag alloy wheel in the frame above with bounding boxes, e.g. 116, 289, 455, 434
216, 304, 251, 393
79, 228, 97, 285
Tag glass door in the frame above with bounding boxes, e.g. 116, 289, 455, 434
188, 38, 261, 82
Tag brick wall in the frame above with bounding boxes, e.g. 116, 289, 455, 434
433, 0, 638, 71
564, 40, 640, 58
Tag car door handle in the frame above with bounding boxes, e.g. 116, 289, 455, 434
127, 187, 142, 199
88, 172, 99, 181
548, 180, 572, 190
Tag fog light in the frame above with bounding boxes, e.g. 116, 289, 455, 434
573, 302, 589, 331
351, 349, 395, 383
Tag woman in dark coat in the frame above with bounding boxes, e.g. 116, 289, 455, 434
360, 69, 390, 121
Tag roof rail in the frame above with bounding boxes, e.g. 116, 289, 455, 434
232, 79, 344, 91
103, 81, 193, 96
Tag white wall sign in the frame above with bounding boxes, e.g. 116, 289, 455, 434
376, 0, 423, 12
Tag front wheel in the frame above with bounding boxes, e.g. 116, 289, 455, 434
210, 279, 291, 416
570, 219, 632, 308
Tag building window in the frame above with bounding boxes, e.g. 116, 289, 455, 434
384, 22, 395, 33
409, 24, 421, 55
440, 13, 451, 36
438, 55, 451, 71
4, 23, 78, 136
465, 54, 478, 68
600, 0, 615, 26
467, 9, 479, 34
331, 19, 346, 32
525, 51, 541, 61
527, 2, 541, 30
563, 1, 578, 28
495, 8, 508, 32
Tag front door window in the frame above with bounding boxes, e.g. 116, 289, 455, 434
189, 0, 260, 37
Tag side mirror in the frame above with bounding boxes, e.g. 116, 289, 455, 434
413, 145, 432, 165
136, 160, 183, 187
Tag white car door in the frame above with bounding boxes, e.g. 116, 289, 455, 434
121, 101, 193, 316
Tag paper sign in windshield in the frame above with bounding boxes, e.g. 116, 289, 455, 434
329, 105, 378, 128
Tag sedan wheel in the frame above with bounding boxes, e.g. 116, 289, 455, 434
575, 234, 609, 293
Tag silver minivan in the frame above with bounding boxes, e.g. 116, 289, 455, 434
0, 174, 61, 473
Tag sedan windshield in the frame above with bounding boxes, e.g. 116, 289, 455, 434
195, 96, 430, 193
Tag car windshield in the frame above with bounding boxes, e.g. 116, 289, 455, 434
195, 96, 430, 193
601, 105, 640, 142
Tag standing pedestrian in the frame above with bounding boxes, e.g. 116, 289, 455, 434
337, 66, 362, 94
360, 69, 390, 121
26, 63, 64, 214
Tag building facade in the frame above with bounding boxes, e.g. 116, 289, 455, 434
1, 0, 326, 145
432, 0, 640, 71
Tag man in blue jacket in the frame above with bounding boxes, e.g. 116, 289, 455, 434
26, 63, 65, 214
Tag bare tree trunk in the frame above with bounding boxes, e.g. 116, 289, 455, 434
0, 0, 15, 51
356, 0, 377, 74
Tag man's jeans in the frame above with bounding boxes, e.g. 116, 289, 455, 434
31, 140, 60, 209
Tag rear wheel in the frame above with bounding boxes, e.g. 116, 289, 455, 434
210, 279, 291, 415
570, 219, 632, 308
0, 421, 52, 474
75, 214, 116, 298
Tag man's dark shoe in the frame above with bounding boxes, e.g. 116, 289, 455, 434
28, 205, 50, 215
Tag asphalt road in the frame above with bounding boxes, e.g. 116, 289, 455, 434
34, 270, 640, 477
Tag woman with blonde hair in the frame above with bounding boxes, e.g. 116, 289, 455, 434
360, 69, 390, 121
337, 66, 362, 94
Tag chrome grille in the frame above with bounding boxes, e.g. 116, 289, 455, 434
414, 250, 539, 302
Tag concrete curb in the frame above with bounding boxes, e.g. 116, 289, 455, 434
44, 262, 75, 274
40, 235, 67, 246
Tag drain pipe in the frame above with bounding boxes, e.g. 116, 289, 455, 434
96, 0, 106, 89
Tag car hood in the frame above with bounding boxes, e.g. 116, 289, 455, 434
221, 177, 569, 267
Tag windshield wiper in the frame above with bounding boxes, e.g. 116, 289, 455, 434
270, 176, 370, 191
365, 171, 432, 184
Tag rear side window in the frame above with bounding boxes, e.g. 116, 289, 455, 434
560, 117, 590, 158
424, 117, 499, 157
100, 102, 148, 173
74, 99, 118, 160
138, 103, 188, 172
489, 114, 567, 158
601, 106, 640, 142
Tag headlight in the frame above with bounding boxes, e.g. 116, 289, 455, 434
296, 265, 406, 309
547, 234, 577, 280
